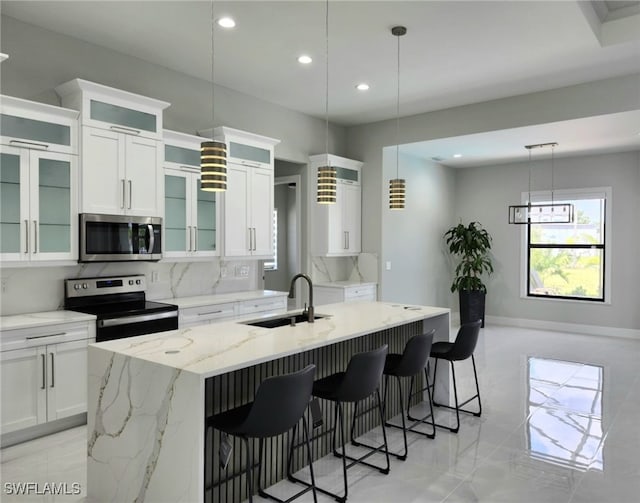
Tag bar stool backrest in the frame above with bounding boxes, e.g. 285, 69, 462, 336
337, 345, 388, 402
394, 330, 435, 377
448, 321, 482, 361
240, 364, 316, 438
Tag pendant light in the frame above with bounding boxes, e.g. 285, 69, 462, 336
317, 0, 337, 204
201, 0, 227, 192
508, 142, 574, 224
389, 26, 406, 210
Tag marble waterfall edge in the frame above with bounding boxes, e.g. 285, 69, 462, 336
87, 346, 203, 502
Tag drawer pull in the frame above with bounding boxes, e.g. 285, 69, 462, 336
26, 332, 66, 340
198, 310, 224, 316
10, 139, 49, 150
41, 354, 46, 390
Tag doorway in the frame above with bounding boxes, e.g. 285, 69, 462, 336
264, 174, 302, 309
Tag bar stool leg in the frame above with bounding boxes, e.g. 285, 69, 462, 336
301, 416, 318, 503
376, 388, 391, 474
242, 436, 254, 503
338, 402, 348, 503
472, 355, 482, 417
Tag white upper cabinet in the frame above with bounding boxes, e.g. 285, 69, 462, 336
0, 97, 78, 264
212, 127, 280, 259
309, 154, 363, 257
163, 130, 220, 259
55, 79, 169, 217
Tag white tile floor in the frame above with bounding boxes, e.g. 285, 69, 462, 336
2, 325, 640, 502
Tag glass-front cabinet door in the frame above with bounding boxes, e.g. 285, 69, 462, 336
33, 152, 75, 260
195, 176, 216, 254
0, 145, 76, 263
164, 171, 188, 254
164, 169, 218, 258
0, 147, 29, 261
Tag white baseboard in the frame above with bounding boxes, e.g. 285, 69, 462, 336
482, 314, 640, 340
450, 311, 639, 340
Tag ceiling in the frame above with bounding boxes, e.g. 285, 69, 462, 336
1, 1, 639, 166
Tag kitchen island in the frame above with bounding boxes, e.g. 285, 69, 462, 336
87, 301, 450, 502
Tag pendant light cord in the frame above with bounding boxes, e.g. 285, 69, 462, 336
395, 28, 400, 179
211, 0, 215, 130
325, 0, 329, 157
527, 147, 532, 205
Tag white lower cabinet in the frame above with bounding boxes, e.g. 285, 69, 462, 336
0, 322, 94, 436
179, 302, 236, 328
0, 347, 44, 432
237, 296, 287, 317
314, 284, 377, 306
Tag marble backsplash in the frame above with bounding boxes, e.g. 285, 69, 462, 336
310, 253, 378, 284
0, 258, 260, 316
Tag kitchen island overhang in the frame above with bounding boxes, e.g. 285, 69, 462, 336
87, 302, 450, 502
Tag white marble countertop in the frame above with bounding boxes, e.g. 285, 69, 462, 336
91, 301, 449, 379
157, 289, 288, 309
0, 310, 97, 331
314, 281, 377, 288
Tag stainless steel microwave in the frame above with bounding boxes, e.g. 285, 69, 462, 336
79, 214, 162, 262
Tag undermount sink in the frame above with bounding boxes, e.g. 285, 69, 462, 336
243, 312, 327, 329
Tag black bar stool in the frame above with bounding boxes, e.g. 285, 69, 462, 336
291, 345, 390, 503
381, 330, 436, 460
207, 365, 317, 503
430, 320, 482, 433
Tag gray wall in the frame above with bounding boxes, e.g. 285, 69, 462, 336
381, 150, 455, 306
0, 15, 347, 164
455, 150, 640, 331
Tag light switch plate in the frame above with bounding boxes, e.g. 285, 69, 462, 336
386, 261, 392, 271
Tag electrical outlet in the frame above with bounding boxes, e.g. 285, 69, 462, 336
220, 266, 228, 278
239, 266, 249, 277
1, 278, 6, 293
386, 261, 392, 271
151, 271, 159, 283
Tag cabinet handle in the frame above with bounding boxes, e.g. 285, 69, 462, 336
41, 354, 46, 390
128, 180, 132, 209
9, 139, 48, 150
26, 332, 66, 340
248, 228, 252, 252
33, 220, 38, 253
198, 310, 223, 316
188, 226, 193, 251
24, 220, 29, 253
194, 226, 198, 251
110, 125, 141, 136
50, 353, 55, 388
252, 228, 257, 251
121, 179, 126, 209
347, 231, 350, 250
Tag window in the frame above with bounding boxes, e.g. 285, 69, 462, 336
525, 188, 609, 302
264, 209, 278, 270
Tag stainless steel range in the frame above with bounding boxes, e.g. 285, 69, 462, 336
64, 275, 178, 342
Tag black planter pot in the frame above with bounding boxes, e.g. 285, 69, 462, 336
459, 290, 486, 328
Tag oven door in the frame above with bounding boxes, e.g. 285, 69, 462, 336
80, 213, 162, 262
96, 310, 178, 342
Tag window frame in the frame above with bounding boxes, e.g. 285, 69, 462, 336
520, 187, 612, 304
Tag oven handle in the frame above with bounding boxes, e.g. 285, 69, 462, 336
98, 310, 177, 328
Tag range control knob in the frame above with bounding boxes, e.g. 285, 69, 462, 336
74, 284, 81, 290
82, 283, 88, 289
136, 279, 141, 285
129, 280, 134, 285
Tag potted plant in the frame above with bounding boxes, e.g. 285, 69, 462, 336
444, 221, 493, 327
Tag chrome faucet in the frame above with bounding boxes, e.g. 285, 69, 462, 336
288, 273, 314, 323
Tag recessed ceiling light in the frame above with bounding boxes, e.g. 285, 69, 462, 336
356, 83, 370, 91
217, 17, 236, 28
453, 154, 462, 158
297, 55, 312, 65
